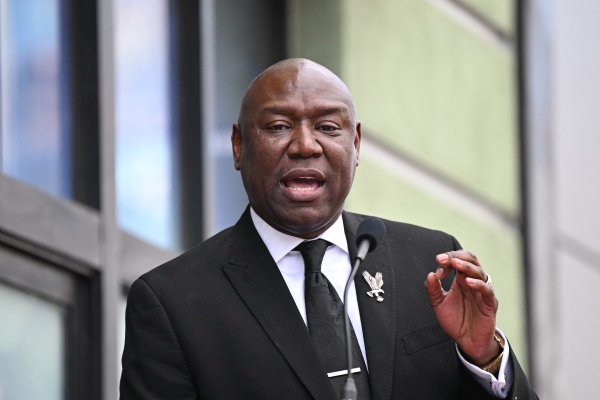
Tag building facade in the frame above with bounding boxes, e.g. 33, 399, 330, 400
1, 0, 598, 399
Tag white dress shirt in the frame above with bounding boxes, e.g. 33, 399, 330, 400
250, 208, 512, 398
250, 208, 368, 366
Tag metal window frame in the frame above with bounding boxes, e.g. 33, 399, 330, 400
0, 222, 101, 400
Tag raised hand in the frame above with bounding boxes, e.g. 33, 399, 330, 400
424, 250, 501, 367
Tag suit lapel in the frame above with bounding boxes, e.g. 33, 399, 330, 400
222, 208, 337, 400
343, 212, 396, 400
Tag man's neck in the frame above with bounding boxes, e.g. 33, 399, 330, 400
249, 207, 348, 263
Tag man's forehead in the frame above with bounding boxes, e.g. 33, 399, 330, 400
257, 103, 353, 120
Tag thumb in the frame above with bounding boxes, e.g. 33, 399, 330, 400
425, 272, 445, 308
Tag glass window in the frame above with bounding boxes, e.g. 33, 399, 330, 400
0, 283, 66, 400
206, 0, 286, 235
114, 0, 178, 249
0, 0, 72, 198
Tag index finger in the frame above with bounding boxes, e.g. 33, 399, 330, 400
436, 250, 480, 266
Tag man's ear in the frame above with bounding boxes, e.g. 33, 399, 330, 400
354, 121, 362, 166
231, 123, 242, 171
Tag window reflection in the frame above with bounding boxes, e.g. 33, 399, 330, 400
115, 0, 178, 249
207, 0, 286, 235
0, 0, 72, 198
0, 283, 65, 400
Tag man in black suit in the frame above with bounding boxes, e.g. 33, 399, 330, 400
120, 58, 538, 399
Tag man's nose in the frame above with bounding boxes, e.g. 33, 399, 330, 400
288, 124, 323, 158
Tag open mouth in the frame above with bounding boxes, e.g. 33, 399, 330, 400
280, 170, 325, 200
282, 177, 324, 191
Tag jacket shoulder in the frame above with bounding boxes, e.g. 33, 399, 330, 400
138, 226, 234, 286
344, 211, 459, 250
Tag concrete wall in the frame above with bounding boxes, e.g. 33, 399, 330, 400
526, 0, 600, 397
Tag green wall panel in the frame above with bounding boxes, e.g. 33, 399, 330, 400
342, 0, 519, 215
459, 0, 515, 34
287, 0, 343, 75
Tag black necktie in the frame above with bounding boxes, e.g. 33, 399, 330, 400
295, 239, 371, 399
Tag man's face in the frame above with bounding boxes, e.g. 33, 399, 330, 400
232, 62, 361, 239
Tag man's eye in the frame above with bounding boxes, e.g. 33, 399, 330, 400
317, 125, 338, 132
268, 124, 288, 131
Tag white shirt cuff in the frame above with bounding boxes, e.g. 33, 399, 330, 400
455, 328, 513, 398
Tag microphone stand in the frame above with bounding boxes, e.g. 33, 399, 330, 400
341, 239, 371, 400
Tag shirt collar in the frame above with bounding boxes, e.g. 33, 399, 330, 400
250, 207, 349, 263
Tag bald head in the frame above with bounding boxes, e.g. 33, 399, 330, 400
230, 57, 362, 238
237, 58, 357, 133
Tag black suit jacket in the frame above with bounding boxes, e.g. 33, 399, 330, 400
120, 208, 537, 399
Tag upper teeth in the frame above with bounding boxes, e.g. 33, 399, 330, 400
290, 186, 313, 190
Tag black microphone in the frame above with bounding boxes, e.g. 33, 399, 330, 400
341, 217, 386, 400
